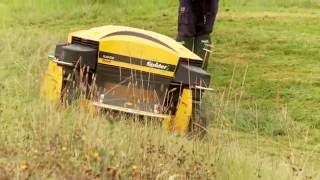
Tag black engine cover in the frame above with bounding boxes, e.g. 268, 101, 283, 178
58, 44, 97, 70
173, 63, 211, 87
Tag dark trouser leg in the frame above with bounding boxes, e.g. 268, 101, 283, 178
196, 0, 219, 36
177, 0, 196, 51
194, 0, 219, 69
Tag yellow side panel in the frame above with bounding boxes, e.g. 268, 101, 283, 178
40, 61, 63, 103
163, 89, 193, 135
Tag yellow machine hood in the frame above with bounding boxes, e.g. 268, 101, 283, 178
68, 25, 202, 62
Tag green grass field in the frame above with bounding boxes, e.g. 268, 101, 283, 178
0, 0, 320, 179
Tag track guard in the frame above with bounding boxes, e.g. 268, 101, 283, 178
40, 61, 63, 103
163, 88, 193, 135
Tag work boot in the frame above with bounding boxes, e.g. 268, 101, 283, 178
194, 34, 211, 70
176, 36, 194, 52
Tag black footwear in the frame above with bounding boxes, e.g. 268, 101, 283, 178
176, 36, 194, 51
194, 34, 211, 70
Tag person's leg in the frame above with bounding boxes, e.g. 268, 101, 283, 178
194, 0, 219, 70
177, 0, 196, 51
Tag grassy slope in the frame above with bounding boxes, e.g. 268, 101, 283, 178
0, 0, 319, 179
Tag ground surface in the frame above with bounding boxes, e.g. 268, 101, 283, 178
0, 0, 319, 179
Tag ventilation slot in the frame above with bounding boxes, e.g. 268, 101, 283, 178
71, 37, 99, 49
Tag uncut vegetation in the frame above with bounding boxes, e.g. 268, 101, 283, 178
0, 0, 319, 179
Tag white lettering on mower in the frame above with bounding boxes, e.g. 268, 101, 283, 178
146, 61, 169, 70
102, 54, 115, 60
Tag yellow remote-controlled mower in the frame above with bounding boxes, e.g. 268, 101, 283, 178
41, 26, 212, 135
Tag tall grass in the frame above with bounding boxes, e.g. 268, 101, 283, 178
0, 0, 320, 179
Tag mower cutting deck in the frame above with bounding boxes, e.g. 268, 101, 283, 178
40, 25, 212, 135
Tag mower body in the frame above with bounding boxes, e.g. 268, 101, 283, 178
41, 26, 211, 134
